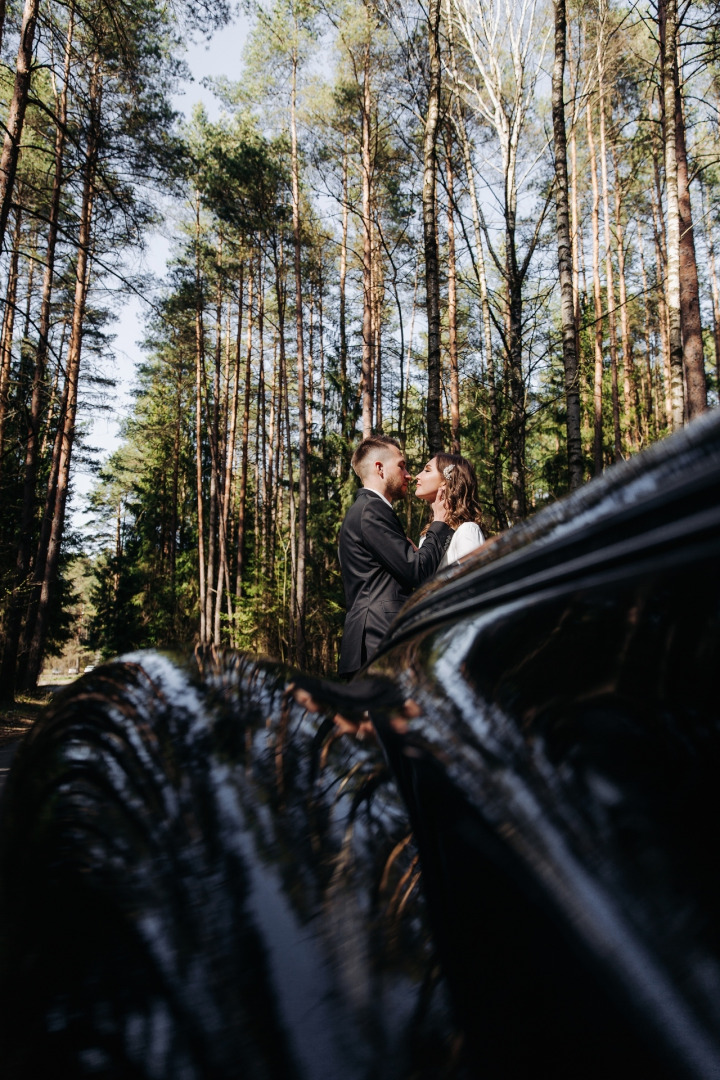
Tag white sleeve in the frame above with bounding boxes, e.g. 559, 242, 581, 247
451, 521, 484, 560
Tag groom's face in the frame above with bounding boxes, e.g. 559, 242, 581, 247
381, 449, 411, 501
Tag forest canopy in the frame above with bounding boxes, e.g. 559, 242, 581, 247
0, 0, 718, 694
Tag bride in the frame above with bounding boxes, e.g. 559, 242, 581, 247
415, 453, 485, 569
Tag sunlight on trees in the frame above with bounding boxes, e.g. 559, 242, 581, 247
0, 0, 718, 693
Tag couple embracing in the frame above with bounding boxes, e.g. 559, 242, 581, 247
338, 435, 485, 678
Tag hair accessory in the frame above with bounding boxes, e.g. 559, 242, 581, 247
443, 464, 455, 481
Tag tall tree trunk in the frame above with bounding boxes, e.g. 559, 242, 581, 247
18, 61, 100, 691
360, 42, 374, 437
0, 206, 24, 698
636, 223, 657, 444
598, 50, 622, 461
307, 293, 314, 440
237, 264, 254, 600
214, 282, 241, 644
552, 0, 582, 491
254, 328, 265, 615
587, 99, 605, 476
445, 0, 504, 515
658, 0, 685, 429
318, 264, 326, 440
702, 184, 720, 397
170, 360, 182, 630
401, 267, 417, 441
215, 303, 231, 638
194, 193, 208, 643
570, 118, 590, 457
0, 0, 39, 255
506, 231, 526, 520
39, 315, 66, 458
672, 45, 706, 416
611, 138, 637, 449
290, 47, 307, 666
0, 206, 22, 481
423, 0, 443, 455
569, 107, 582, 364
257, 275, 270, 581
445, 141, 461, 453
454, 101, 506, 527
205, 242, 223, 640
650, 178, 673, 430
266, 325, 278, 588
339, 142, 350, 438
274, 343, 287, 658
20, 226, 35, 345
372, 222, 383, 432
280, 260, 297, 660
219, 271, 243, 640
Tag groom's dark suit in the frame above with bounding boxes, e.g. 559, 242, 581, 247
338, 488, 453, 675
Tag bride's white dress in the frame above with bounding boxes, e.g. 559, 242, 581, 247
419, 520, 484, 570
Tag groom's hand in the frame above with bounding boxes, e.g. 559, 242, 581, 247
431, 484, 449, 522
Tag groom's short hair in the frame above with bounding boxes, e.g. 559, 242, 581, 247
351, 435, 402, 479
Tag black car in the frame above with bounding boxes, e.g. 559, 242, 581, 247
2, 410, 720, 1079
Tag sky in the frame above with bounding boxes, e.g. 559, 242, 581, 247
73, 11, 251, 530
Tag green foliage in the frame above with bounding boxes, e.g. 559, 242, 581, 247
2, 0, 713, 682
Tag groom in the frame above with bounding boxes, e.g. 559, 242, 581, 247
338, 436, 452, 677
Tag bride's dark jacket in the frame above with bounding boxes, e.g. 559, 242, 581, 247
338, 487, 452, 675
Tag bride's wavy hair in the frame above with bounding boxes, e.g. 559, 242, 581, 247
434, 453, 484, 531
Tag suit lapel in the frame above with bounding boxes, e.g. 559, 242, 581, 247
358, 487, 403, 530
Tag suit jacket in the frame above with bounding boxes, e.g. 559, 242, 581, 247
338, 488, 453, 675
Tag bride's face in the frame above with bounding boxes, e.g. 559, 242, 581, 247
415, 457, 444, 502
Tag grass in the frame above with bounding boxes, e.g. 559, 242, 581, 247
0, 689, 53, 746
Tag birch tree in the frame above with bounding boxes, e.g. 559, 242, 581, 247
658, 0, 686, 428
448, 0, 552, 519
552, 0, 583, 489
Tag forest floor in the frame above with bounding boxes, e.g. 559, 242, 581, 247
0, 685, 60, 795
0, 687, 55, 746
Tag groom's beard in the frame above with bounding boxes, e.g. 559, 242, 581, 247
386, 478, 408, 502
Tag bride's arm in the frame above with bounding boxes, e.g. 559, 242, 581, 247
452, 521, 484, 560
